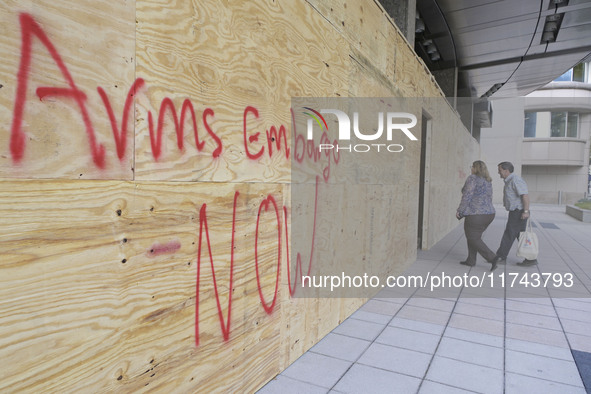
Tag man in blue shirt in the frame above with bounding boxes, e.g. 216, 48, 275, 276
491, 161, 538, 270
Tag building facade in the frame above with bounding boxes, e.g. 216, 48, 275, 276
481, 62, 591, 205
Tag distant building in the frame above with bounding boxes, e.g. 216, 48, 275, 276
481, 62, 591, 205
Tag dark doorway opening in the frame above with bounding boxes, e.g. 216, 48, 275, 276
418, 111, 431, 249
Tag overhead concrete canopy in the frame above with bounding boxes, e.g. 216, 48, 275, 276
412, 0, 591, 99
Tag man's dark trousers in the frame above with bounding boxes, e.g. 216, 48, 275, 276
496, 209, 527, 259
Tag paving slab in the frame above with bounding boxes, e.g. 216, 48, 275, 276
258, 204, 591, 393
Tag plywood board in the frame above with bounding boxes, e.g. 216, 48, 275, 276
0, 1, 136, 180
0, 0, 480, 391
133, 0, 350, 183
0, 180, 291, 392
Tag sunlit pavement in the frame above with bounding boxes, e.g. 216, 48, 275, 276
259, 204, 591, 394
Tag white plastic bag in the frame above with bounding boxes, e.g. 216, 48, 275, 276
517, 218, 539, 260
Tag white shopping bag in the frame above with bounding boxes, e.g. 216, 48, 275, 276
517, 218, 539, 260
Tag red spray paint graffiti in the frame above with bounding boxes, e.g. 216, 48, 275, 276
243, 106, 290, 161
8, 13, 288, 168
292, 108, 339, 183
254, 194, 282, 315
284, 176, 320, 296
195, 191, 240, 345
147, 99, 223, 160
97, 78, 146, 160
10, 13, 106, 168
193, 176, 323, 345
147, 240, 182, 257
7, 13, 336, 346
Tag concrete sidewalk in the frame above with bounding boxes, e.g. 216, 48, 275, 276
258, 204, 591, 393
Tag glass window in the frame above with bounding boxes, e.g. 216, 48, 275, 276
567, 112, 579, 137
573, 63, 585, 82
523, 111, 579, 138
555, 69, 572, 82
554, 63, 588, 82
524, 112, 537, 137
551, 112, 566, 137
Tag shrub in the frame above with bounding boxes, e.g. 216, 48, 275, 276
575, 199, 591, 210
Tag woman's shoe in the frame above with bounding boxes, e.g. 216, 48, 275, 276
490, 257, 498, 271
460, 260, 475, 267
489, 256, 505, 271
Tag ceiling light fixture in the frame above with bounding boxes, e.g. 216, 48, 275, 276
549, 0, 569, 8
541, 31, 556, 42
415, 18, 425, 34
540, 13, 564, 44
481, 83, 504, 98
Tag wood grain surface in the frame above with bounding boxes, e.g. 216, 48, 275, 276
0, 0, 477, 392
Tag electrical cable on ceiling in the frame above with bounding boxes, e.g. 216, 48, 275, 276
501, 0, 545, 89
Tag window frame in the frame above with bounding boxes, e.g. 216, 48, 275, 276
523, 110, 580, 139
554, 62, 589, 83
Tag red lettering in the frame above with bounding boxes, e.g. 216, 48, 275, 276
36, 87, 85, 101
202, 108, 223, 158
266, 125, 290, 159
243, 106, 264, 160
147, 99, 223, 161
97, 78, 146, 160
291, 107, 339, 182
292, 108, 307, 163
285, 176, 319, 296
254, 195, 281, 314
195, 191, 239, 345
180, 100, 205, 152
294, 133, 306, 163
10, 13, 105, 168
147, 98, 184, 160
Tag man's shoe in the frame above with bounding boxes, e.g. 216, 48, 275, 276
460, 261, 475, 267
517, 259, 538, 267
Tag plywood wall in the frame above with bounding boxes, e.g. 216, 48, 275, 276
0, 0, 478, 392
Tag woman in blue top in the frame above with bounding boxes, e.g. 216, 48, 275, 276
456, 160, 496, 267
